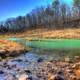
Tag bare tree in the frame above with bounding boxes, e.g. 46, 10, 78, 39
73, 0, 80, 18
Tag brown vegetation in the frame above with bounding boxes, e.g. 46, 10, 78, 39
0, 40, 27, 57
5, 28, 80, 39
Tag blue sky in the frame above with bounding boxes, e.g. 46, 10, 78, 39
0, 0, 73, 21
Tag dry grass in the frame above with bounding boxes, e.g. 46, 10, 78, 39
2, 28, 80, 39
0, 40, 25, 51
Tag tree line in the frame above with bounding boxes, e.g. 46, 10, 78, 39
0, 0, 80, 33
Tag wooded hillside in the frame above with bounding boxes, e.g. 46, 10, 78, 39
0, 0, 80, 33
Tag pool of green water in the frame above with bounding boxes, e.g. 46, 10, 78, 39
3, 38, 80, 58
26, 39, 80, 49
4, 38, 80, 49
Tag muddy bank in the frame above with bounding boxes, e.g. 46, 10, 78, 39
0, 52, 80, 80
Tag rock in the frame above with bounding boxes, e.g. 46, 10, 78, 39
36, 72, 42, 78
0, 57, 2, 61
64, 57, 73, 63
0, 70, 4, 74
18, 74, 29, 80
72, 64, 76, 69
24, 69, 31, 74
48, 73, 55, 80
4, 74, 16, 80
64, 57, 70, 62
66, 69, 73, 73
57, 70, 64, 75
75, 56, 80, 60
37, 57, 44, 63
48, 74, 65, 80
75, 69, 80, 79
70, 75, 77, 80
12, 59, 23, 62
28, 76, 33, 80
49, 75, 55, 80
0, 50, 5, 54
54, 75, 65, 80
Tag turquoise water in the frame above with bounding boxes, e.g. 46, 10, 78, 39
26, 39, 80, 49
4, 38, 80, 49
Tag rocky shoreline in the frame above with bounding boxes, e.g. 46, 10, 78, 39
0, 52, 80, 80
0, 40, 29, 57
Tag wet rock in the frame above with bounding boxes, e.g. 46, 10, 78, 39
27, 76, 33, 80
57, 70, 64, 75
0, 70, 4, 74
12, 59, 23, 62
24, 69, 31, 74
54, 75, 65, 80
37, 57, 44, 63
0, 52, 6, 58
0, 52, 80, 80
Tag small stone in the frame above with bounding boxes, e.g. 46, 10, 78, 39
64, 57, 70, 62
16, 68, 20, 71
11, 64, 17, 68
66, 69, 73, 73
18, 74, 29, 80
49, 75, 55, 80
72, 64, 76, 69
48, 73, 55, 80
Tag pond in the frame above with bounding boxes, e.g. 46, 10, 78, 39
4, 38, 80, 59
26, 39, 80, 49
5, 38, 80, 49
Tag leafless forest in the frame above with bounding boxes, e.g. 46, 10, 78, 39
0, 0, 80, 33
